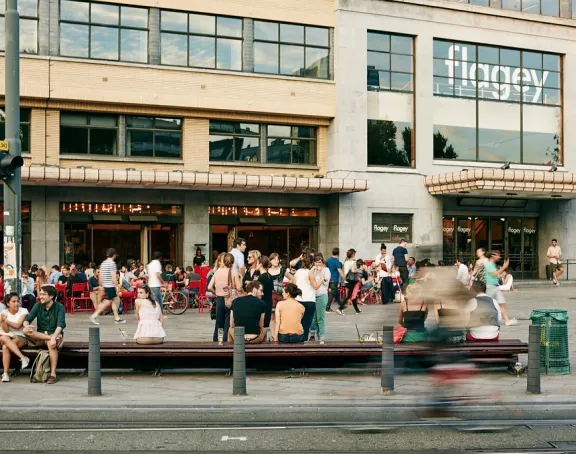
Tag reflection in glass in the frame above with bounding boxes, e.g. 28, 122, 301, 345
90, 129, 117, 155
391, 54, 412, 73
543, 54, 561, 71
368, 32, 390, 52
161, 11, 187, 32
541, 0, 559, 15
368, 70, 390, 90
268, 125, 291, 137
161, 33, 187, 66
292, 140, 314, 164
433, 40, 452, 58
522, 0, 540, 12
128, 129, 154, 157
121, 6, 148, 28
217, 38, 242, 70
121, 29, 148, 63
522, 51, 542, 69
433, 76, 454, 96
254, 42, 278, 73
91, 3, 119, 25
305, 47, 328, 78
20, 0, 37, 16
20, 19, 37, 53
391, 73, 412, 91
433, 125, 476, 160
502, 0, 521, 9
391, 35, 412, 54
235, 137, 259, 161
267, 138, 291, 164
433, 58, 451, 78
236, 123, 259, 134
367, 119, 412, 167
280, 45, 304, 76
500, 48, 521, 66
189, 35, 215, 68
470, 0, 489, 6
367, 51, 389, 71
478, 46, 499, 64
155, 132, 181, 158
543, 88, 561, 105
254, 21, 278, 41
522, 105, 560, 164
306, 27, 328, 47
543, 71, 560, 88
91, 26, 119, 60
280, 23, 304, 43
60, 23, 89, 57
61, 0, 89, 22
209, 134, 234, 160
478, 101, 520, 163
217, 17, 242, 38
189, 13, 215, 35
61, 127, 88, 154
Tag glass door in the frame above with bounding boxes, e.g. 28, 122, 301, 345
507, 218, 522, 278
456, 218, 473, 264
490, 219, 505, 256
522, 219, 538, 279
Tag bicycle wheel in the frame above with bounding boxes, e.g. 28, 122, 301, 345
166, 291, 188, 315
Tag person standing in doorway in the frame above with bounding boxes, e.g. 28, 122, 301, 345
230, 237, 247, 277
326, 248, 345, 313
392, 239, 409, 291
90, 248, 126, 325
547, 239, 564, 286
147, 251, 166, 308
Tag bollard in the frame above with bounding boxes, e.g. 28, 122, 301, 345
527, 324, 541, 394
381, 325, 394, 393
88, 326, 102, 396
233, 326, 247, 396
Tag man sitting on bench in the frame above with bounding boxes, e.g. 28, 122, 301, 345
228, 280, 266, 344
22, 285, 66, 384
466, 280, 500, 342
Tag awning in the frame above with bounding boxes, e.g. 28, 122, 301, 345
425, 168, 576, 199
22, 166, 370, 194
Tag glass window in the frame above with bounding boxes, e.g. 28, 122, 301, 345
60, 112, 118, 156
127, 116, 182, 159
60, 1, 149, 63
367, 119, 412, 167
254, 20, 330, 79
540, 0, 559, 15
0, 0, 38, 53
371, 214, 413, 243
160, 11, 242, 70
0, 108, 31, 153
367, 32, 414, 93
267, 125, 316, 165
433, 39, 563, 165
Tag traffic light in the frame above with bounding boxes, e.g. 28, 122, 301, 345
0, 151, 23, 180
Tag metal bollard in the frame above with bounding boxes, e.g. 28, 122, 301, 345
381, 325, 394, 393
527, 324, 541, 394
88, 326, 102, 396
233, 326, 247, 396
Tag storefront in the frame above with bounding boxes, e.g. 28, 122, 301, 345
61, 202, 183, 266
209, 206, 318, 262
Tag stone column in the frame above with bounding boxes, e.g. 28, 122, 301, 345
183, 192, 210, 266
149, 8, 161, 65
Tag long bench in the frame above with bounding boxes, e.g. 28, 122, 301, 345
19, 339, 528, 371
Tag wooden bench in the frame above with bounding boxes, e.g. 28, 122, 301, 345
19, 339, 527, 371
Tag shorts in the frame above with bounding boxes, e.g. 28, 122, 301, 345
27, 333, 64, 349
551, 263, 564, 273
104, 287, 118, 301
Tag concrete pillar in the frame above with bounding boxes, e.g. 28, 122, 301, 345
242, 18, 254, 72
183, 192, 210, 266
538, 199, 571, 279
118, 116, 127, 158
29, 188, 59, 266
38, 0, 50, 55
318, 194, 339, 256
48, 0, 59, 56
149, 9, 161, 66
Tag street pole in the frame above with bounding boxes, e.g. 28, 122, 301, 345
3, 0, 21, 295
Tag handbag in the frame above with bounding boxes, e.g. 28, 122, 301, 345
393, 325, 407, 344
224, 268, 242, 309
346, 270, 359, 283
394, 291, 405, 303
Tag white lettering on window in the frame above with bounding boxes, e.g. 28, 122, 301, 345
373, 224, 389, 233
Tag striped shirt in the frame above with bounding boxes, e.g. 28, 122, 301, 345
100, 258, 117, 289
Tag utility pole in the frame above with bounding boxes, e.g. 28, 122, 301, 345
3, 0, 24, 295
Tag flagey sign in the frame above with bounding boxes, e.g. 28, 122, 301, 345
444, 45, 548, 103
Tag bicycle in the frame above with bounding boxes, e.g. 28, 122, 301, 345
160, 285, 188, 315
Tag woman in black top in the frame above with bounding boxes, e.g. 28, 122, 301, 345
242, 250, 261, 291
193, 248, 206, 267
257, 256, 274, 329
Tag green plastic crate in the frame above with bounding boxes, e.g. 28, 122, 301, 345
530, 309, 571, 375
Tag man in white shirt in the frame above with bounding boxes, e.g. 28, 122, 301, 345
466, 281, 501, 342
455, 257, 469, 286
147, 251, 165, 306
547, 238, 563, 286
374, 244, 392, 271
229, 237, 247, 276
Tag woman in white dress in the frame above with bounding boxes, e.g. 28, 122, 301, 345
134, 285, 166, 345
1, 293, 30, 382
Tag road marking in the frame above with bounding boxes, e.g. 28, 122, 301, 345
0, 427, 285, 434
221, 436, 247, 441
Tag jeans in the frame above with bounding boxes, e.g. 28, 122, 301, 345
278, 333, 305, 343
298, 300, 316, 341
361, 283, 374, 291
328, 280, 341, 310
150, 287, 163, 306
213, 296, 231, 342
311, 294, 327, 338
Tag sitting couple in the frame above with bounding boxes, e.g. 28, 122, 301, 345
228, 282, 307, 344
1, 286, 66, 384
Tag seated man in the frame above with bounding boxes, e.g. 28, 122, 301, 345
228, 280, 266, 344
466, 280, 501, 342
183, 266, 201, 306
357, 259, 374, 291
22, 285, 66, 384
161, 264, 177, 285
88, 268, 102, 310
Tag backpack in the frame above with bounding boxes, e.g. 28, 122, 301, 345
30, 350, 51, 383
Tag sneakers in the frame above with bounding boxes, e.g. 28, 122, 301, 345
114, 319, 127, 325
319, 337, 325, 345
309, 334, 316, 341
1, 373, 9, 383
20, 356, 30, 369
326, 308, 334, 313
335, 309, 344, 315
505, 318, 519, 326
356, 310, 363, 315
89, 315, 100, 325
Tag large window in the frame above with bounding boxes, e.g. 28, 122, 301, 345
0, 0, 38, 53
371, 213, 413, 243
253, 20, 329, 79
60, 0, 149, 63
127, 117, 182, 159
0, 109, 30, 153
60, 112, 118, 156
367, 32, 414, 168
209, 121, 317, 165
161, 11, 242, 70
433, 40, 562, 165
502, 0, 559, 16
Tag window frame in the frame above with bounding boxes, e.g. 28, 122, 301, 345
160, 10, 243, 71
0, 0, 39, 54
60, 111, 119, 156
209, 121, 261, 162
0, 108, 31, 153
367, 31, 415, 93
267, 126, 316, 165
126, 116, 183, 159
371, 213, 413, 243
59, 0, 150, 63
432, 39, 563, 165
253, 19, 330, 79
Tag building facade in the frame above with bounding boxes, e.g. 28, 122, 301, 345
1, 0, 575, 277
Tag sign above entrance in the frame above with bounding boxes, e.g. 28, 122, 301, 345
209, 206, 318, 218
372, 213, 412, 243
60, 203, 182, 216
